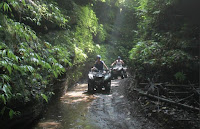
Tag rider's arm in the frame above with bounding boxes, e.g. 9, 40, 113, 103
91, 66, 96, 70
91, 61, 97, 70
103, 62, 109, 70
111, 60, 116, 66
121, 60, 125, 65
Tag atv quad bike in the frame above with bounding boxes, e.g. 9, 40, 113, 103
111, 66, 127, 79
88, 70, 111, 93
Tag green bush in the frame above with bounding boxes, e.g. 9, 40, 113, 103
129, 40, 192, 82
0, 14, 71, 118
0, 1, 108, 119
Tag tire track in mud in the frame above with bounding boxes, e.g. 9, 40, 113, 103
88, 79, 157, 129
88, 79, 136, 129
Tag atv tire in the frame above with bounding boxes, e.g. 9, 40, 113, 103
88, 81, 93, 92
96, 85, 103, 92
124, 74, 128, 78
105, 82, 111, 92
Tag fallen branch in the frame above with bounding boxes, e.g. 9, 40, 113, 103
138, 83, 199, 88
176, 94, 194, 103
133, 88, 200, 112
175, 119, 200, 121
138, 83, 163, 88
168, 92, 191, 94
164, 84, 199, 88
168, 92, 191, 95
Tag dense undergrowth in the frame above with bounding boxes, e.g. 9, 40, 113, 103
0, 0, 106, 121
128, 0, 199, 84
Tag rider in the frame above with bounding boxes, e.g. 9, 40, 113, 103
111, 56, 127, 78
92, 55, 108, 71
111, 56, 124, 67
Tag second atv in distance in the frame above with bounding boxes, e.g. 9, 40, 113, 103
110, 66, 127, 79
110, 56, 127, 79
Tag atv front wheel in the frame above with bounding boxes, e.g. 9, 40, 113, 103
124, 73, 128, 78
88, 81, 93, 92
105, 82, 111, 92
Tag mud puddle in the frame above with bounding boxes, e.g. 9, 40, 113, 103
33, 79, 159, 129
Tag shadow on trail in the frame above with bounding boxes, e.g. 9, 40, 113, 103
83, 90, 111, 95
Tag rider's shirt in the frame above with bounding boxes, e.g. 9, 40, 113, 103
95, 61, 104, 70
116, 60, 122, 67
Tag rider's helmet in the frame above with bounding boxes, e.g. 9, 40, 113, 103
118, 56, 121, 59
97, 55, 101, 59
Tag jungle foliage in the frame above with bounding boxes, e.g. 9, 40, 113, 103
0, 0, 105, 120
92, 0, 199, 84
0, 0, 199, 123
128, 0, 199, 83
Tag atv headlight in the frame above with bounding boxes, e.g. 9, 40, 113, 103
104, 74, 111, 80
88, 74, 94, 79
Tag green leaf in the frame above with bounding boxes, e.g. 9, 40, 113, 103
20, 65, 34, 73
13, 64, 20, 71
3, 3, 10, 12
9, 109, 14, 119
0, 61, 7, 67
44, 42, 52, 48
7, 50, 16, 61
53, 71, 58, 78
8, 4, 12, 12
0, 43, 7, 49
19, 48, 26, 53
153, 10, 160, 14
41, 61, 51, 69
174, 72, 186, 82
0, 3, 3, 9
2, 84, 8, 94
31, 58, 39, 64
21, 0, 26, 5
45, 62, 51, 69
41, 94, 48, 102
3, 3, 6, 11
7, 0, 15, 2
27, 66, 35, 73
1, 95, 6, 104
7, 65, 12, 74
2, 49, 6, 57
1, 74, 11, 82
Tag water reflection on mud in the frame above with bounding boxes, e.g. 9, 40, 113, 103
37, 120, 62, 129
60, 84, 96, 104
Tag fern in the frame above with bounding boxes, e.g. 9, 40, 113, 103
0, 2, 12, 12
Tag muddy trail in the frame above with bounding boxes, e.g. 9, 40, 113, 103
33, 79, 161, 129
